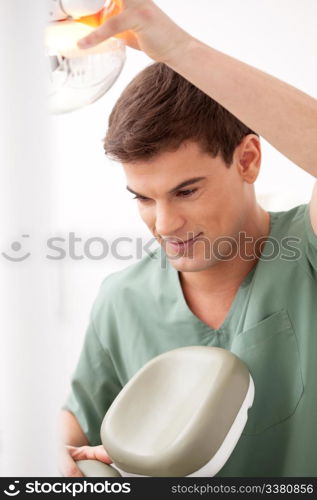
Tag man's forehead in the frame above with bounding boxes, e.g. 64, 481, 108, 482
122, 147, 224, 195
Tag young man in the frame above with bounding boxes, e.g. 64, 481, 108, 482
60, 0, 317, 476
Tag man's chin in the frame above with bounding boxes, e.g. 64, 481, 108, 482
166, 255, 216, 273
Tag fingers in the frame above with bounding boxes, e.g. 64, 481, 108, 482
68, 445, 112, 464
78, 10, 139, 49
93, 445, 113, 464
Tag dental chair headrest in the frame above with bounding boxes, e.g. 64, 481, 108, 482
99, 346, 254, 477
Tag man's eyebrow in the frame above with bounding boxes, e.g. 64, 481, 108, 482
168, 177, 206, 193
126, 186, 144, 197
126, 177, 206, 197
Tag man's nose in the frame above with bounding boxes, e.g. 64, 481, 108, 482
155, 202, 185, 237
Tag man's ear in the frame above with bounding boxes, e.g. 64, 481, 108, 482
234, 134, 261, 184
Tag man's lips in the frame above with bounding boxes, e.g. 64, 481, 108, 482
163, 232, 203, 249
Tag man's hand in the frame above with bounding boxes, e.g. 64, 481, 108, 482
59, 444, 112, 477
78, 0, 193, 64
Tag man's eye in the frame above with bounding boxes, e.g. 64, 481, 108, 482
176, 188, 198, 197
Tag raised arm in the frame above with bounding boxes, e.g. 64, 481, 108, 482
169, 37, 317, 236
78, 0, 317, 234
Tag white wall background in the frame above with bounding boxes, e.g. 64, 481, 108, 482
0, 0, 59, 476
0, 0, 316, 475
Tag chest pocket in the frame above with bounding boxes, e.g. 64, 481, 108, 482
231, 309, 304, 435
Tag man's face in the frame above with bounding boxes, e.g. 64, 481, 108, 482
123, 141, 256, 272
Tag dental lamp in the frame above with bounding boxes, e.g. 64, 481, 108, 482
46, 0, 126, 113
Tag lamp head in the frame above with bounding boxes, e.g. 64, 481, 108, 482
46, 0, 125, 114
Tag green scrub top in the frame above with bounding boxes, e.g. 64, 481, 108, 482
63, 204, 317, 476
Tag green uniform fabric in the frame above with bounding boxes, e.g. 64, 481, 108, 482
64, 204, 317, 476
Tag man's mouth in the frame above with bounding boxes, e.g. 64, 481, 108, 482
163, 232, 203, 250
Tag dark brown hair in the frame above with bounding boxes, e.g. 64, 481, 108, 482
104, 62, 258, 166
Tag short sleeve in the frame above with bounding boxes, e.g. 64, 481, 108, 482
62, 318, 122, 445
304, 203, 317, 274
